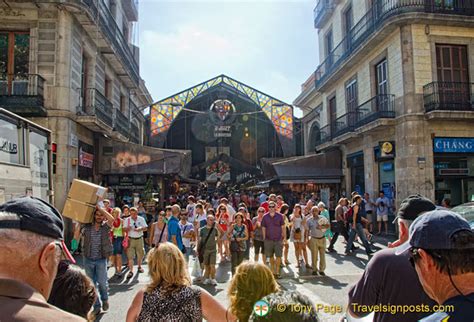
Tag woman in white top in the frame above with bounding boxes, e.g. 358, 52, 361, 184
290, 205, 311, 269
148, 212, 168, 247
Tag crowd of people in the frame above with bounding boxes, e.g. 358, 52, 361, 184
0, 191, 472, 322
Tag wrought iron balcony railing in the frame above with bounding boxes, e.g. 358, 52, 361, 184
423, 82, 474, 112
314, 0, 474, 89
0, 74, 46, 116
114, 109, 130, 137
313, 0, 334, 28
72, 0, 140, 84
130, 121, 140, 143
355, 94, 395, 127
80, 88, 114, 127
332, 111, 356, 138
314, 94, 395, 147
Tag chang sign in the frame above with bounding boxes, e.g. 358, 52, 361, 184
433, 138, 474, 153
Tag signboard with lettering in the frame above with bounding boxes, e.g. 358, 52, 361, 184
78, 141, 94, 179
433, 138, 474, 153
0, 118, 20, 164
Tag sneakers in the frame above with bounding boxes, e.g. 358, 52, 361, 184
102, 301, 109, 312
203, 278, 211, 285
210, 279, 217, 285
312, 271, 318, 276
319, 271, 326, 276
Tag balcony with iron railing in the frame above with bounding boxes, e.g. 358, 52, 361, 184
314, 0, 335, 28
315, 94, 396, 147
77, 88, 114, 130
314, 0, 474, 90
355, 94, 396, 127
123, 0, 138, 21
423, 82, 474, 112
114, 109, 130, 138
64, 0, 140, 84
0, 74, 46, 116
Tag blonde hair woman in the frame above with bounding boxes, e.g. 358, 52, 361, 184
227, 262, 279, 322
126, 243, 226, 322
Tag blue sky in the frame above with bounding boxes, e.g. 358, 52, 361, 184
138, 0, 319, 116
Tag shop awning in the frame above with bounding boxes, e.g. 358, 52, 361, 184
263, 150, 343, 184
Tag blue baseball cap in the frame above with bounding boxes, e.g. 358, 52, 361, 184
396, 209, 473, 254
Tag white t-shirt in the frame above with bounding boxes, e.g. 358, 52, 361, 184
186, 203, 195, 223
195, 213, 207, 228
123, 216, 148, 238
364, 198, 375, 212
179, 221, 194, 248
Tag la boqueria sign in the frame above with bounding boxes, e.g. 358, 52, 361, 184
433, 137, 474, 153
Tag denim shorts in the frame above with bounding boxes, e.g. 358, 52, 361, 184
113, 236, 124, 255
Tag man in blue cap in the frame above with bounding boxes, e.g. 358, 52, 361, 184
0, 197, 83, 321
398, 209, 474, 321
348, 194, 436, 322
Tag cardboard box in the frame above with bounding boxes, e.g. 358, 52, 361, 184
62, 180, 107, 223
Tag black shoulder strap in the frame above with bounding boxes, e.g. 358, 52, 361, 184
201, 223, 215, 249
158, 223, 167, 243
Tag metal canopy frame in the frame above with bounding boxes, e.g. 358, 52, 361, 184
149, 75, 294, 141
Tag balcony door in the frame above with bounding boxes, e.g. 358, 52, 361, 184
325, 30, 333, 68
346, 79, 358, 126
344, 5, 354, 51
436, 44, 470, 110
375, 59, 389, 111
329, 96, 337, 136
80, 54, 89, 112
0, 32, 30, 95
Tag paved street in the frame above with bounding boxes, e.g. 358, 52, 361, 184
94, 234, 395, 322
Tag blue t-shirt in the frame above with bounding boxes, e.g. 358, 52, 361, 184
167, 216, 183, 250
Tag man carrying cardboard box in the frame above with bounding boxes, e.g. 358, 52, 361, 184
72, 205, 114, 317
123, 207, 148, 279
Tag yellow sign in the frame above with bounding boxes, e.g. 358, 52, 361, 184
382, 142, 393, 154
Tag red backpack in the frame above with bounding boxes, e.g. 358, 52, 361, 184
344, 206, 354, 223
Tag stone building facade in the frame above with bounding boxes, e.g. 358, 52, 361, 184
294, 1, 474, 209
0, 0, 152, 211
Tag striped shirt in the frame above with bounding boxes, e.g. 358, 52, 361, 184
89, 227, 102, 259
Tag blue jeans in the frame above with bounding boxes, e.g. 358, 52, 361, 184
184, 246, 193, 262
345, 223, 372, 254
84, 258, 108, 309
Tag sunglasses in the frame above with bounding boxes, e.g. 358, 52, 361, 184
258, 210, 264, 213
269, 206, 275, 209
409, 248, 442, 268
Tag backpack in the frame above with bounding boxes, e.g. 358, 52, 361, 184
344, 206, 354, 223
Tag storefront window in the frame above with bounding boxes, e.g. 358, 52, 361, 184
0, 118, 21, 164
29, 130, 49, 200
435, 156, 474, 205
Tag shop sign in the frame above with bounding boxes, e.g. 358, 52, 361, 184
379, 141, 395, 158
79, 147, 94, 168
214, 125, 232, 138
433, 138, 474, 153
0, 139, 17, 154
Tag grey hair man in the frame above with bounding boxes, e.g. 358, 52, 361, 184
347, 195, 437, 322
0, 197, 83, 321
400, 210, 474, 322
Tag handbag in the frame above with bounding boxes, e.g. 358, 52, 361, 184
331, 220, 341, 233
122, 236, 129, 248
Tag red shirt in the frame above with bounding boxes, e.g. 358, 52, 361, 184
261, 201, 269, 213
217, 213, 229, 231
